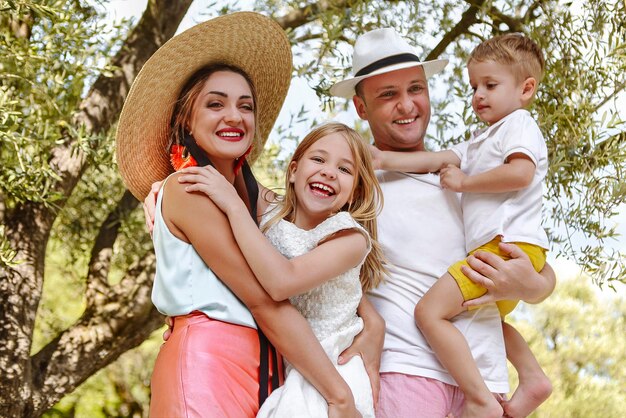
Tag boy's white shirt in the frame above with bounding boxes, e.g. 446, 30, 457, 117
451, 109, 549, 253
369, 171, 510, 393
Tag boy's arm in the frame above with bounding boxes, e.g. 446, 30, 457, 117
440, 153, 535, 193
374, 148, 460, 173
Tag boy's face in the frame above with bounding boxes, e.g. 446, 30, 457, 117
468, 60, 531, 125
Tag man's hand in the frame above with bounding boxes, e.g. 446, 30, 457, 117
143, 181, 162, 235
461, 242, 556, 307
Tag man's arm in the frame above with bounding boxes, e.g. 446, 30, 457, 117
338, 296, 385, 408
461, 242, 556, 307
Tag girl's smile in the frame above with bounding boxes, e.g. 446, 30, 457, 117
289, 133, 356, 230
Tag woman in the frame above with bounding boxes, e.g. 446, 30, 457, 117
116, 12, 382, 418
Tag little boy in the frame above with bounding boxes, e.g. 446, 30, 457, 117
373, 33, 552, 418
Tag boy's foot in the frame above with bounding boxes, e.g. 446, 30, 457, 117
502, 373, 552, 417
461, 396, 503, 418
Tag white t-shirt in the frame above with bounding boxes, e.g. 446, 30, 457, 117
368, 171, 509, 393
451, 109, 549, 253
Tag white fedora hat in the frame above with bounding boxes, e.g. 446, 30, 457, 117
330, 28, 448, 98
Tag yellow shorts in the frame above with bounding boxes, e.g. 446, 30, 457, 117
448, 237, 546, 318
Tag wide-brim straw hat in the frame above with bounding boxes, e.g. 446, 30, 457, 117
116, 12, 292, 200
330, 28, 448, 98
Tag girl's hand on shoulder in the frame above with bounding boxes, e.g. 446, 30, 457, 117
178, 166, 243, 215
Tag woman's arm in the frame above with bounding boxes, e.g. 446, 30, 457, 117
180, 166, 369, 301
163, 177, 359, 415
461, 242, 556, 307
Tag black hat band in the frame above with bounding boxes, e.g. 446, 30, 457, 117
355, 53, 422, 77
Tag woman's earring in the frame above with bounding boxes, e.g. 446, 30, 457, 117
182, 146, 190, 161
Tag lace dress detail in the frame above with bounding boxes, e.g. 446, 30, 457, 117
256, 210, 374, 418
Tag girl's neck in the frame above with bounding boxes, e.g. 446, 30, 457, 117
291, 209, 333, 231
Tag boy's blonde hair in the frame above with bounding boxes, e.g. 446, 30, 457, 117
469, 33, 545, 84
262, 122, 387, 292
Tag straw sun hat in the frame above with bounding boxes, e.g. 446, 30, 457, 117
116, 12, 292, 200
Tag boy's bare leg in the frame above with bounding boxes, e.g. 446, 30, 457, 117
415, 273, 503, 418
502, 322, 552, 417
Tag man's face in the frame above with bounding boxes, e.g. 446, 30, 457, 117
353, 66, 431, 152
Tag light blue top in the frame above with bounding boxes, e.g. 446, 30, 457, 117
151, 174, 257, 329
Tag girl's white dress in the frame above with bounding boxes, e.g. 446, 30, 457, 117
256, 210, 375, 418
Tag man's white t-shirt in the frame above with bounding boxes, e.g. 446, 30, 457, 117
368, 171, 509, 393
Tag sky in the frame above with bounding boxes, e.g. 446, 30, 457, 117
100, 0, 626, 287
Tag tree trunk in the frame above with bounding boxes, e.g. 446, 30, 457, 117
0, 1, 192, 416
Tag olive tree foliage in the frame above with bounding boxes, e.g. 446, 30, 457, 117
0, 0, 624, 416
508, 279, 626, 417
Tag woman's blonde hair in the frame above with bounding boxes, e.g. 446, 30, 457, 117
262, 122, 387, 291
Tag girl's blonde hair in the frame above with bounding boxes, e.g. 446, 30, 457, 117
262, 122, 387, 292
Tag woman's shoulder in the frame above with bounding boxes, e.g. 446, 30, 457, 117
162, 172, 224, 222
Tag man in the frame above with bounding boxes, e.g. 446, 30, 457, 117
331, 28, 555, 417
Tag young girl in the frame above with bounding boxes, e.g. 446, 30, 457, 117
179, 122, 386, 417
372, 34, 552, 418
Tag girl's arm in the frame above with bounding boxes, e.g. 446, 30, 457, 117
163, 176, 359, 416
180, 166, 369, 301
371, 146, 460, 173
440, 153, 535, 193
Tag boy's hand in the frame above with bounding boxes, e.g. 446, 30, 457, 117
368, 144, 383, 170
440, 164, 466, 192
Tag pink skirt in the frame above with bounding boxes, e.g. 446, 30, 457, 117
149, 312, 281, 418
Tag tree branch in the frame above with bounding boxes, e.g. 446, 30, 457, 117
426, 0, 486, 60
592, 81, 626, 114
274, 0, 351, 30
48, 0, 194, 213
1, 1, 191, 415
30, 254, 162, 416
85, 190, 140, 309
